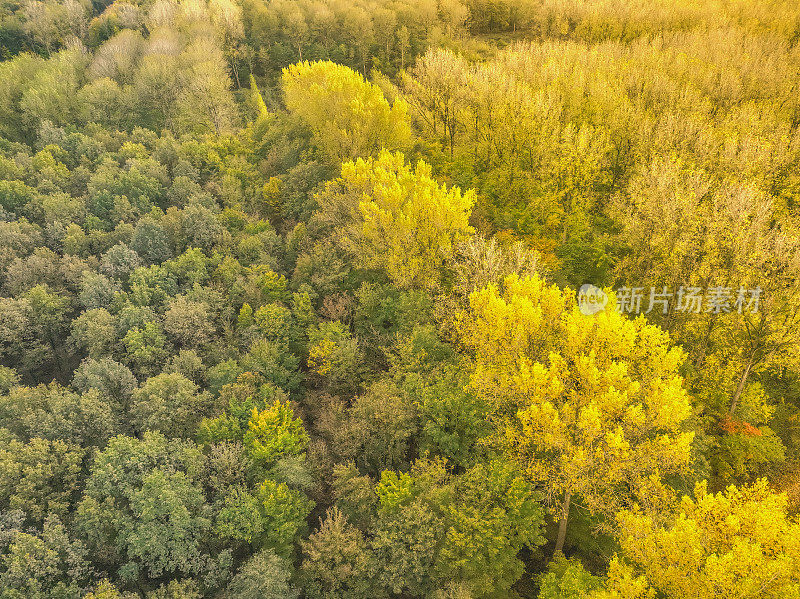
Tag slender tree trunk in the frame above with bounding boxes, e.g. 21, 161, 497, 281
729, 355, 755, 416
232, 59, 241, 89
693, 313, 717, 369
554, 491, 572, 555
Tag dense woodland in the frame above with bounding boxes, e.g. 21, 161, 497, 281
0, 0, 799, 597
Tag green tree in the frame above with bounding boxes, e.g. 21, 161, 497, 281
0, 437, 84, 525
75, 433, 211, 585
439, 461, 546, 596
69, 308, 117, 359
371, 458, 545, 598
347, 379, 418, 475
243, 399, 309, 479
0, 514, 92, 599
122, 321, 170, 378
240, 339, 302, 393
72, 357, 137, 423
0, 382, 117, 447
306, 320, 362, 395
301, 507, 383, 599
131, 372, 213, 438
215, 479, 313, 556
538, 554, 601, 599
226, 550, 299, 599
163, 295, 213, 350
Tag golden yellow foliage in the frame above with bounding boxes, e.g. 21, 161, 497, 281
460, 274, 694, 524
597, 479, 800, 599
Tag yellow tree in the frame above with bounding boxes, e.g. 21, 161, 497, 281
313, 150, 475, 289
282, 60, 411, 165
459, 274, 695, 553
597, 479, 800, 599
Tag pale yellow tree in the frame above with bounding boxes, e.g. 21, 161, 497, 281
459, 274, 695, 553
313, 150, 475, 290
282, 60, 411, 165
402, 48, 470, 159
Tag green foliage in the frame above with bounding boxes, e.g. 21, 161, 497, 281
197, 380, 289, 445
439, 461, 546, 596
348, 379, 418, 474
376, 470, 416, 515
0, 382, 118, 447
243, 399, 310, 478
331, 463, 378, 532
226, 550, 299, 599
131, 373, 213, 438
215, 479, 314, 556
538, 554, 602, 599
240, 0, 470, 79
0, 437, 84, 525
307, 320, 362, 394
0, 515, 93, 599
406, 366, 491, 469
75, 433, 210, 585
373, 459, 546, 597
301, 508, 383, 599
122, 321, 170, 377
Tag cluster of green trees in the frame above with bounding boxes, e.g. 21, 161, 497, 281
0, 0, 799, 598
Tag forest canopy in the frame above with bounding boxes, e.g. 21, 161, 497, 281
0, 0, 799, 597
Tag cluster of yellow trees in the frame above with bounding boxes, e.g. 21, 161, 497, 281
275, 40, 800, 594
0, 0, 242, 139
395, 17, 800, 493
457, 275, 800, 596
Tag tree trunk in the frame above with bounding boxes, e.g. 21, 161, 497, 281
232, 60, 241, 89
729, 356, 755, 416
693, 313, 717, 369
554, 491, 572, 555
